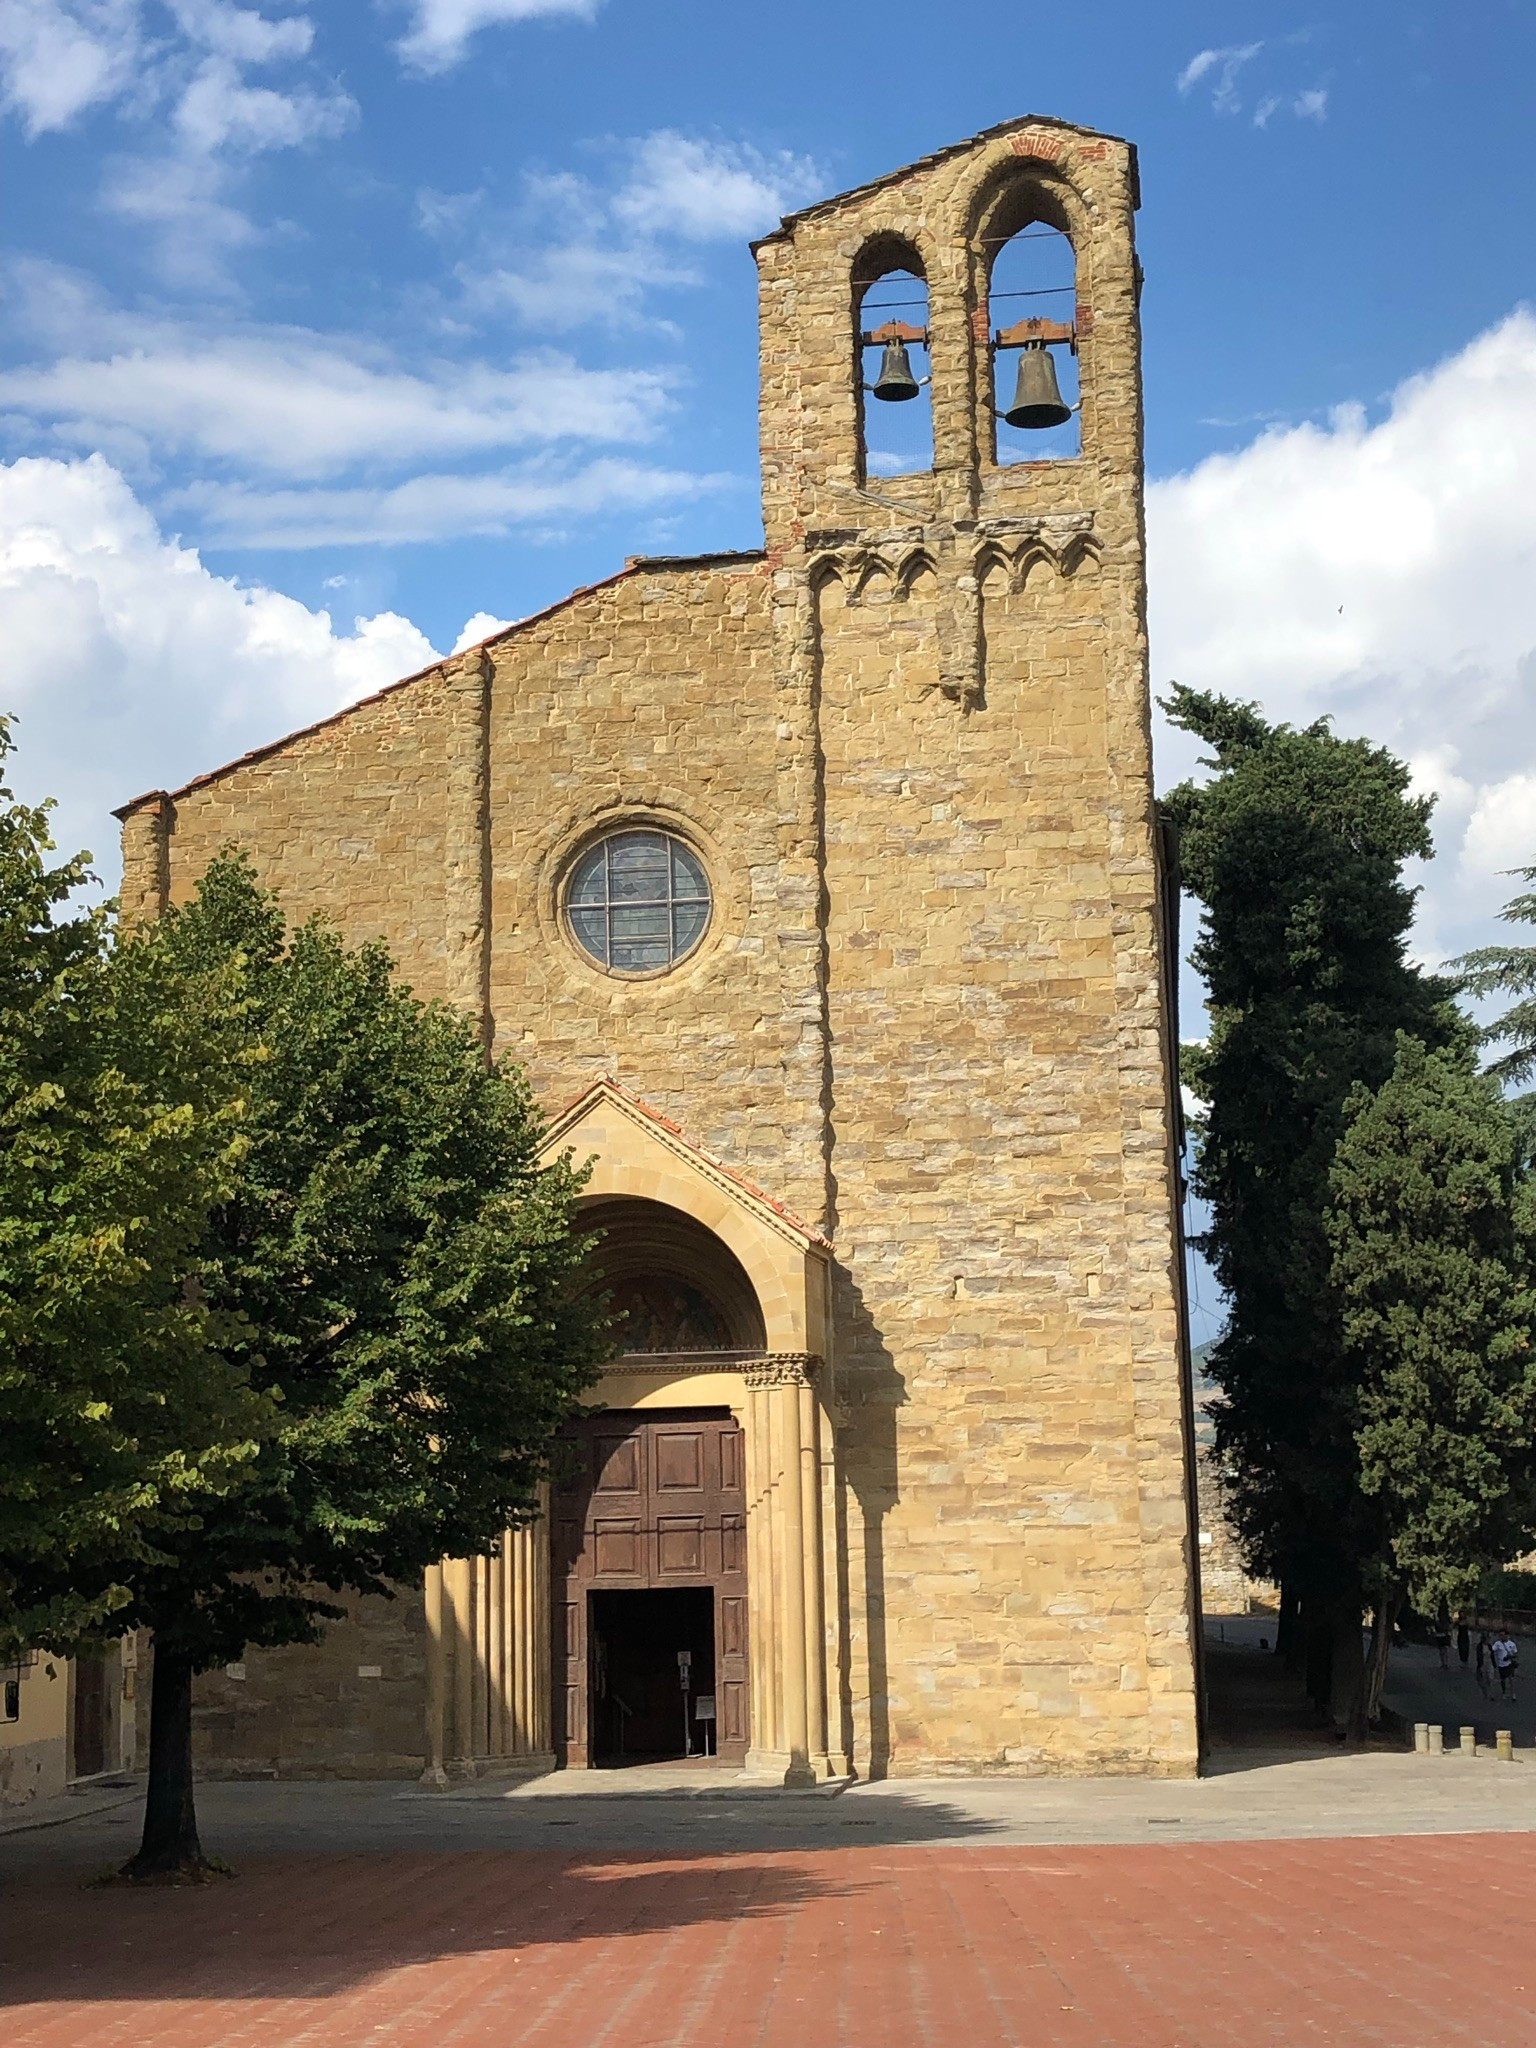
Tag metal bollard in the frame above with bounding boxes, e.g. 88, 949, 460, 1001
1460, 1725, 1477, 1756
1428, 1723, 1445, 1755
1414, 1721, 1430, 1753
1497, 1729, 1515, 1762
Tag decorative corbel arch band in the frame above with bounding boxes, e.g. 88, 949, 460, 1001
807, 543, 939, 605
973, 513, 1102, 591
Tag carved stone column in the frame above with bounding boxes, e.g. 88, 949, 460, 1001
420, 1562, 449, 1786
501, 1508, 553, 1766
744, 1355, 832, 1784
423, 1501, 553, 1785
446, 1554, 476, 1779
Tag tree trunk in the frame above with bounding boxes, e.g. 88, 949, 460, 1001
1363, 1590, 1399, 1724
1276, 1580, 1301, 1665
120, 1640, 223, 1882
1329, 1598, 1368, 1745
1303, 1604, 1333, 1711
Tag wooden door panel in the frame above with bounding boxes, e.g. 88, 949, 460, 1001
657, 1517, 704, 1575
719, 1592, 747, 1658
556, 1596, 588, 1766
551, 1409, 749, 1765
653, 1430, 704, 1492
594, 1434, 642, 1493
720, 1680, 749, 1746
593, 1520, 642, 1576
719, 1428, 743, 1493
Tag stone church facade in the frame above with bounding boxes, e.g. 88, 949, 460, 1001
119, 114, 1202, 1781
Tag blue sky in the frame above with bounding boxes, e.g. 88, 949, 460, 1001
3, 1, 1535, 1340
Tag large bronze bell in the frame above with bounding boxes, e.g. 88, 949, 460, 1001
1001, 341, 1072, 429
869, 335, 921, 402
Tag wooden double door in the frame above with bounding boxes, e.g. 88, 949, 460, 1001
552, 1409, 749, 1766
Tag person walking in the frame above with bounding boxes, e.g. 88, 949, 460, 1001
1436, 1624, 1452, 1671
1476, 1630, 1494, 1699
1457, 1620, 1471, 1669
1492, 1629, 1520, 1703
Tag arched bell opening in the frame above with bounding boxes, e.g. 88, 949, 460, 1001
577, 1195, 768, 1358
985, 192, 1081, 465
852, 233, 933, 485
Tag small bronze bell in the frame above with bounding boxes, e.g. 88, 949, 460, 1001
869, 335, 921, 402
1001, 341, 1072, 430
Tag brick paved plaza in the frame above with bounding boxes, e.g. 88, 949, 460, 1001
5, 1792, 1536, 2047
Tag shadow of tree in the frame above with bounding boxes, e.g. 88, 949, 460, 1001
2, 1849, 860, 2007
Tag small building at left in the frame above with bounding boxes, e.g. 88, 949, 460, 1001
0, 1639, 138, 1807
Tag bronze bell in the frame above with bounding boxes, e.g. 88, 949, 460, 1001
1002, 341, 1072, 429
869, 335, 921, 402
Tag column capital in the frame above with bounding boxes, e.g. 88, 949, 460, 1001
744, 1352, 822, 1389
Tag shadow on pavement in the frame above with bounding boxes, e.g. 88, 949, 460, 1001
0, 1850, 867, 2008
1200, 1634, 1344, 1771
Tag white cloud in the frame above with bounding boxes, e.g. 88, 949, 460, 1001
99, 155, 261, 284
0, 453, 452, 881
1293, 88, 1328, 122
1, 0, 354, 282
452, 132, 825, 333
1464, 775, 1536, 880
0, 0, 140, 135
167, 0, 312, 63
612, 132, 821, 242
393, 0, 597, 76
173, 53, 353, 153
174, 455, 728, 547
0, 309, 677, 475
1148, 308, 1536, 970
1177, 41, 1262, 113
464, 240, 693, 332
452, 609, 515, 651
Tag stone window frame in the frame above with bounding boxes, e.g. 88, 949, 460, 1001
537, 799, 737, 990
563, 825, 713, 978
965, 159, 1094, 475
850, 229, 933, 490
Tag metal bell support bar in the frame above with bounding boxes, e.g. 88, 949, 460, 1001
994, 315, 1077, 431
862, 319, 929, 403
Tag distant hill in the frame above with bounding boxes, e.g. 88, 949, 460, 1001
1189, 1337, 1222, 1449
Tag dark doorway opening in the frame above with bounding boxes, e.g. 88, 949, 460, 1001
72, 1651, 107, 1778
590, 1587, 715, 1766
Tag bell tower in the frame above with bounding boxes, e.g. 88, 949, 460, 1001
756, 119, 1200, 1775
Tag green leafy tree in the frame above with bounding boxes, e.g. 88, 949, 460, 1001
1161, 686, 1455, 1730
1453, 867, 1536, 1158
0, 728, 265, 1661
1326, 1033, 1536, 1711
33, 854, 605, 1880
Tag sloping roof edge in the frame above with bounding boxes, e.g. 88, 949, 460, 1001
114, 547, 769, 821
543, 1075, 833, 1255
751, 112, 1138, 250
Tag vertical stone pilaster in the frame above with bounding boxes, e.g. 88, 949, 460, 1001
428, 1507, 553, 1782
442, 646, 491, 1046
743, 1355, 829, 1784
799, 1380, 831, 1774
446, 1554, 475, 1778
504, 1506, 553, 1765
420, 1563, 449, 1786
487, 1541, 506, 1757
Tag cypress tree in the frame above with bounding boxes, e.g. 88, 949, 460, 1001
1161, 686, 1455, 1731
